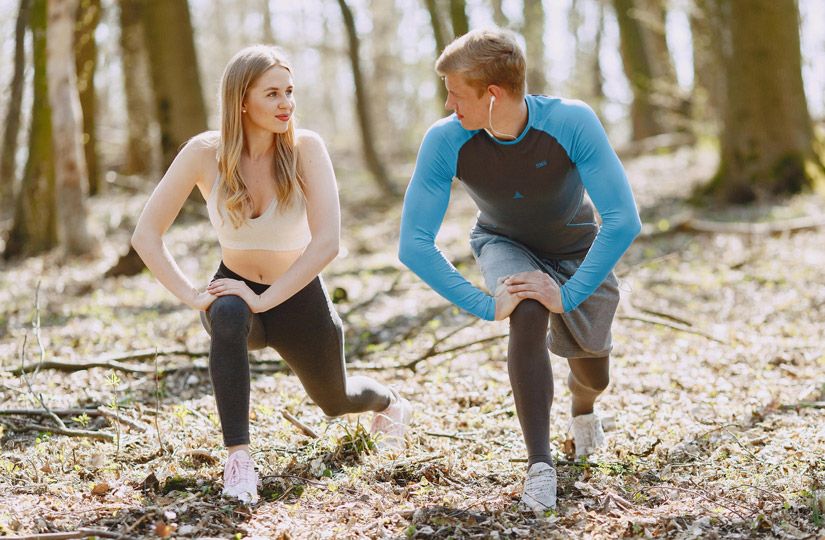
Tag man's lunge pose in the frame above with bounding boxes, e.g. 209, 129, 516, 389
398, 29, 641, 512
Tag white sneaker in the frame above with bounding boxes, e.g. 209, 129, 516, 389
370, 390, 412, 452
571, 413, 605, 459
521, 462, 557, 512
222, 449, 259, 504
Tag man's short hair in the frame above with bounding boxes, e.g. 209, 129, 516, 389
435, 28, 526, 98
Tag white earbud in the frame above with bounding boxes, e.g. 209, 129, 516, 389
490, 95, 496, 103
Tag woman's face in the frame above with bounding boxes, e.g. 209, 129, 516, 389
242, 65, 294, 134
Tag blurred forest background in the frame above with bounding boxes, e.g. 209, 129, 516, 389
1, 1, 825, 539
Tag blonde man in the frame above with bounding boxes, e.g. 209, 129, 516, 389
133, 45, 411, 504
399, 29, 641, 511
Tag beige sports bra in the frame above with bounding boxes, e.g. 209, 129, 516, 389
206, 175, 311, 251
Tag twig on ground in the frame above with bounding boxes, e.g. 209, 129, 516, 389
281, 410, 318, 438
3, 529, 134, 540
11, 422, 114, 441
618, 311, 726, 343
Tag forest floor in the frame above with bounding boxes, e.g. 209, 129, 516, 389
1, 145, 824, 539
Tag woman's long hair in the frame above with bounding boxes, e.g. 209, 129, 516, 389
218, 45, 304, 228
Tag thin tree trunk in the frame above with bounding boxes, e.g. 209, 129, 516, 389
449, 0, 468, 38
141, 0, 208, 172
709, 0, 824, 202
74, 0, 100, 195
423, 0, 449, 106
522, 0, 546, 94
4, 0, 57, 259
490, 0, 509, 28
612, 0, 665, 140
336, 0, 395, 196
118, 0, 158, 177
48, 0, 96, 256
261, 0, 274, 43
0, 0, 31, 212
636, 0, 688, 132
690, 0, 726, 134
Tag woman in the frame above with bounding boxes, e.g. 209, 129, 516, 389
132, 45, 411, 504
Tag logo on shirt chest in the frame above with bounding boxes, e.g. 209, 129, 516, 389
535, 160, 548, 169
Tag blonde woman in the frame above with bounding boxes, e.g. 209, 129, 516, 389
132, 45, 411, 504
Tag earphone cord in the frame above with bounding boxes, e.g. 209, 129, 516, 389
485, 97, 518, 141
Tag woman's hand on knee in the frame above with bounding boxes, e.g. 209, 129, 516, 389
190, 290, 218, 311
207, 278, 264, 312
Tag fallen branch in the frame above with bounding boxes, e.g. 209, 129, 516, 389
0, 407, 150, 432
639, 214, 825, 239
8, 348, 209, 376
618, 312, 726, 343
281, 410, 318, 438
8, 355, 289, 376
2, 529, 133, 540
10, 422, 114, 441
779, 401, 825, 410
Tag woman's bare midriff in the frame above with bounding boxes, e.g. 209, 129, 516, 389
221, 247, 305, 284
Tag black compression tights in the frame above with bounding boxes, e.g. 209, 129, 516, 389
202, 263, 393, 447
507, 300, 610, 467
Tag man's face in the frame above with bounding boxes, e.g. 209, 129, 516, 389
444, 73, 489, 131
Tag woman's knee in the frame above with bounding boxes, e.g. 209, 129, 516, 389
315, 397, 350, 418
207, 295, 251, 338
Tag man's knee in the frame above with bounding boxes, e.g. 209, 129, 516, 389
569, 362, 610, 393
509, 299, 549, 327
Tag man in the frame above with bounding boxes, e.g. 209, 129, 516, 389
398, 28, 641, 512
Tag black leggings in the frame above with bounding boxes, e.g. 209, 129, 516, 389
201, 262, 392, 447
507, 300, 610, 467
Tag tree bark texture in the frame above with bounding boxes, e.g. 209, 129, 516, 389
48, 0, 96, 255
712, 0, 824, 202
1, 0, 32, 213
118, 0, 159, 177
5, 0, 57, 259
74, 0, 100, 195
336, 0, 395, 196
141, 0, 208, 171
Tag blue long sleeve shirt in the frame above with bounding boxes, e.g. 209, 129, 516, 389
399, 95, 641, 320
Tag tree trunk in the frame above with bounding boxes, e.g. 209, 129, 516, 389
48, 0, 97, 256
522, 0, 546, 94
141, 0, 208, 172
118, 0, 159, 178
637, 0, 688, 132
74, 0, 100, 195
0, 0, 31, 213
336, 0, 396, 196
689, 0, 727, 134
612, 0, 666, 140
490, 0, 509, 28
261, 0, 274, 43
449, 0, 468, 38
4, 0, 57, 259
709, 0, 824, 202
423, 0, 449, 106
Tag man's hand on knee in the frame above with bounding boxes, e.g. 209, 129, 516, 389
493, 278, 522, 320
504, 271, 563, 313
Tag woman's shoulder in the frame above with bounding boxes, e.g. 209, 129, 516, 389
186, 130, 221, 154
295, 128, 324, 147
178, 131, 220, 181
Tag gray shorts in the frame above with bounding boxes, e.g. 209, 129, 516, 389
469, 224, 620, 358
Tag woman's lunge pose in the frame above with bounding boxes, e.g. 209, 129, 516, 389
132, 45, 411, 503
399, 29, 640, 512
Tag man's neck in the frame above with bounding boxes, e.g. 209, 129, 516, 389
486, 97, 528, 141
